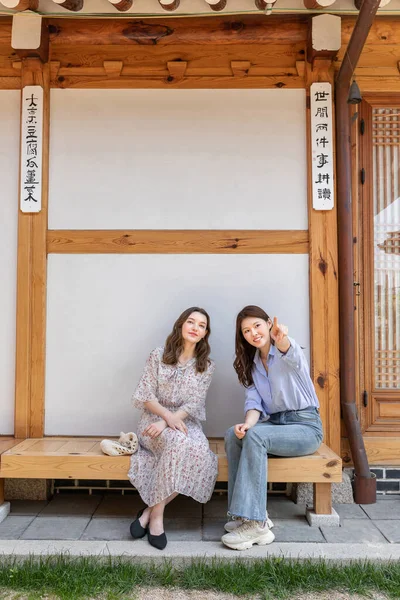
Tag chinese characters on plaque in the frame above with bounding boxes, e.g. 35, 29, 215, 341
20, 85, 43, 213
310, 82, 334, 210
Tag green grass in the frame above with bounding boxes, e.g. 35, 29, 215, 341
0, 557, 399, 599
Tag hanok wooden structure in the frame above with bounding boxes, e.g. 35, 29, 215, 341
0, 0, 399, 512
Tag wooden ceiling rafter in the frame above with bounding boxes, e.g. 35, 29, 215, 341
0, 0, 38, 10
51, 0, 83, 11
158, 0, 180, 10
106, 0, 133, 12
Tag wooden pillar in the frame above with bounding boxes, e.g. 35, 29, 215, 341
306, 56, 341, 456
14, 58, 49, 438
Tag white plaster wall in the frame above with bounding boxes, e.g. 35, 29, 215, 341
45, 254, 310, 437
0, 91, 19, 435
49, 89, 307, 230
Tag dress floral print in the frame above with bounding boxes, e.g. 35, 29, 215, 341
128, 347, 218, 506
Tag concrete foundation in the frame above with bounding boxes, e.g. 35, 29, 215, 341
5, 479, 52, 501
306, 507, 340, 527
292, 471, 354, 505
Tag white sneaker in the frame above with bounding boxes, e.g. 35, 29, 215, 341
224, 517, 274, 533
221, 520, 275, 550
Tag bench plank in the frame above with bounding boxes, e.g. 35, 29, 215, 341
0, 438, 342, 484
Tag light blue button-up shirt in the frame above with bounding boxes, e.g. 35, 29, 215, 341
244, 337, 319, 418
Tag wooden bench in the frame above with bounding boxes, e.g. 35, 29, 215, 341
0, 437, 342, 515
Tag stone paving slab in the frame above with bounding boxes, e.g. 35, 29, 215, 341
81, 517, 133, 541
361, 499, 400, 520
163, 518, 202, 541
0, 516, 34, 539
21, 516, 91, 540
273, 520, 325, 543
93, 495, 143, 518
10, 500, 48, 516
267, 499, 308, 520
332, 503, 368, 519
372, 520, 400, 544
203, 495, 228, 518
164, 497, 202, 519
321, 519, 388, 544
202, 519, 226, 542
39, 495, 102, 517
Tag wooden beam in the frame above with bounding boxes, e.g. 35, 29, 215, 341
14, 58, 49, 439
306, 58, 341, 457
47, 16, 307, 47
47, 230, 309, 254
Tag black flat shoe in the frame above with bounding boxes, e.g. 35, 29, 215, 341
130, 508, 148, 539
148, 531, 167, 550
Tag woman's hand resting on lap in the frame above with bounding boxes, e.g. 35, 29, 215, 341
166, 413, 188, 435
234, 423, 252, 439
143, 420, 168, 439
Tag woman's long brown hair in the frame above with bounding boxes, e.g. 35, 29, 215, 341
162, 307, 211, 373
234, 305, 271, 387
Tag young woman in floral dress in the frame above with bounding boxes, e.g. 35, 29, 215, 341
128, 307, 217, 550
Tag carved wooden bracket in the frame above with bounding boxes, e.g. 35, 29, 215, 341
103, 60, 124, 77
231, 60, 251, 77
296, 60, 306, 77
12, 12, 49, 62
166, 60, 187, 80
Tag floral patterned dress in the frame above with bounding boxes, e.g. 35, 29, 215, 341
128, 347, 218, 506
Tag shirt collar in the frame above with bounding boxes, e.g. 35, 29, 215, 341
253, 344, 275, 369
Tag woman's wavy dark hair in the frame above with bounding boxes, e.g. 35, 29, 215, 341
234, 305, 271, 387
162, 307, 211, 373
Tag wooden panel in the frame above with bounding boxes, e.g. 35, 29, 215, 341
342, 436, 400, 466
14, 59, 49, 439
306, 60, 340, 456
1, 439, 342, 482
47, 230, 309, 254
378, 400, 400, 419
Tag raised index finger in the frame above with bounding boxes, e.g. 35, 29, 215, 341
273, 316, 278, 329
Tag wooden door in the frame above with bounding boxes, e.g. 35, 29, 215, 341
358, 97, 400, 436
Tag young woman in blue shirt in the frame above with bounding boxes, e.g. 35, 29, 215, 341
222, 305, 323, 551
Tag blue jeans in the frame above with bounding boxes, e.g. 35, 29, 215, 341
225, 407, 323, 522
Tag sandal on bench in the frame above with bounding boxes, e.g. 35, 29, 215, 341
100, 435, 138, 456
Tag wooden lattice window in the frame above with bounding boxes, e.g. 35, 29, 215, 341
372, 108, 400, 389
